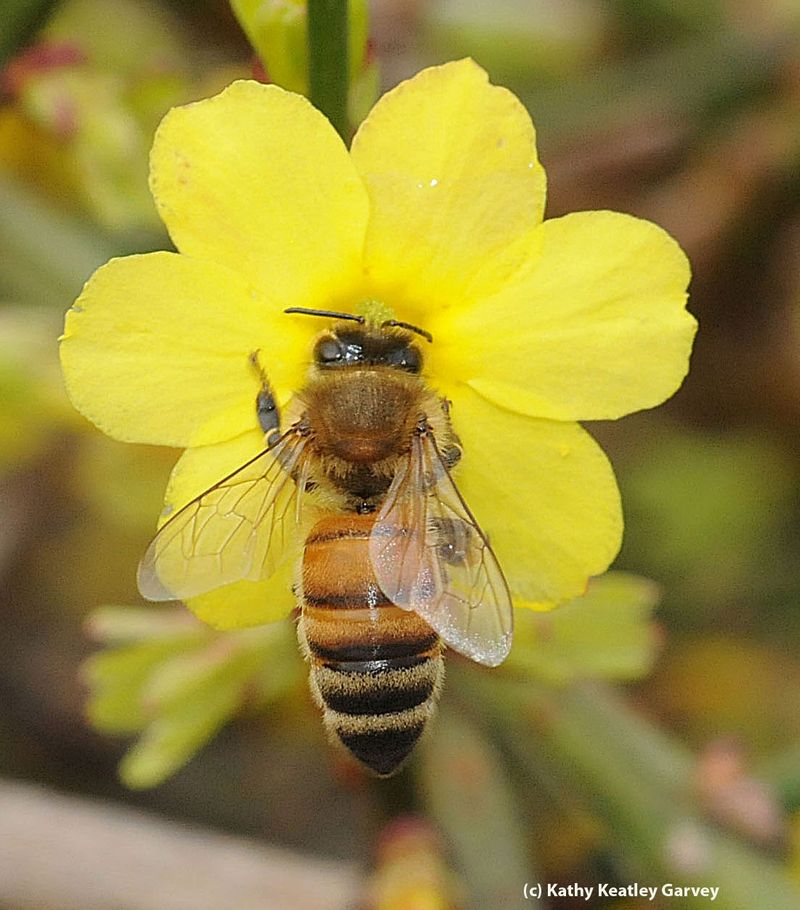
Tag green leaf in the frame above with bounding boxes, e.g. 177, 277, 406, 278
230, 0, 369, 93
230, 0, 309, 92
84, 638, 200, 733
83, 606, 303, 787
119, 648, 259, 789
507, 572, 660, 683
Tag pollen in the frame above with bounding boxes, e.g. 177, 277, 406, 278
356, 299, 395, 326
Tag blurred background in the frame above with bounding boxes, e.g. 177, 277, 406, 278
2, 1, 800, 908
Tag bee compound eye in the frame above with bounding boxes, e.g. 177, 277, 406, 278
315, 337, 344, 364
385, 345, 422, 372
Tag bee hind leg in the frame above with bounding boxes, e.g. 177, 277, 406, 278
440, 443, 461, 468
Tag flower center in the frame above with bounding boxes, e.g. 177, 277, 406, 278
354, 298, 396, 325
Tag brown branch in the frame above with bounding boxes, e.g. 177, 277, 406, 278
0, 778, 360, 910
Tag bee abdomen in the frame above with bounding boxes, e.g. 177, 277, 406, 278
311, 651, 440, 715
299, 611, 443, 777
329, 704, 432, 778
314, 654, 443, 776
300, 513, 443, 776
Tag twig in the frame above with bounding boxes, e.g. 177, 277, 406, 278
0, 778, 360, 910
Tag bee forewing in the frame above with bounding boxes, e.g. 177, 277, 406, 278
431, 589, 513, 667
137, 430, 308, 602
369, 431, 513, 668
137, 547, 184, 601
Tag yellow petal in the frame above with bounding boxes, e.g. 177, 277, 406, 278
60, 252, 311, 447
162, 431, 299, 628
449, 387, 622, 606
436, 211, 695, 421
187, 562, 297, 630
350, 59, 546, 314
150, 80, 369, 311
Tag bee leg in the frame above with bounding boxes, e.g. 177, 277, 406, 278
441, 443, 462, 469
257, 387, 281, 446
431, 516, 473, 565
250, 350, 281, 446
438, 399, 462, 469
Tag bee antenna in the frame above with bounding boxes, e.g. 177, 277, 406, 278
381, 319, 433, 343
284, 307, 365, 324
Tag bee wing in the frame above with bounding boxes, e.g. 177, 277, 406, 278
369, 429, 513, 667
137, 428, 309, 602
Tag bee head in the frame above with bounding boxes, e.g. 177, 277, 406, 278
285, 307, 430, 373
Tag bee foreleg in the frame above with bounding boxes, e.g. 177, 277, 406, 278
250, 350, 282, 446
257, 387, 281, 445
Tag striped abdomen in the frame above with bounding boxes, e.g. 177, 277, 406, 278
298, 512, 443, 776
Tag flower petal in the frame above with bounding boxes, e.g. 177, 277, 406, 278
449, 387, 622, 607
162, 431, 299, 628
60, 252, 311, 447
186, 561, 297, 630
150, 80, 369, 310
350, 59, 546, 312
436, 211, 695, 421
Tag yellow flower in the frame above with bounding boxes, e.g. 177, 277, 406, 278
60, 59, 695, 629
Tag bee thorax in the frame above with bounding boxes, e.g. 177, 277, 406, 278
303, 370, 422, 466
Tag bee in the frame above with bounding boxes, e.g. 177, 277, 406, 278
138, 308, 513, 776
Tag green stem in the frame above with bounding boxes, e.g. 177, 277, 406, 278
418, 700, 541, 909
307, 0, 349, 140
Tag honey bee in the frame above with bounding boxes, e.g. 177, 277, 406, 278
138, 308, 513, 776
